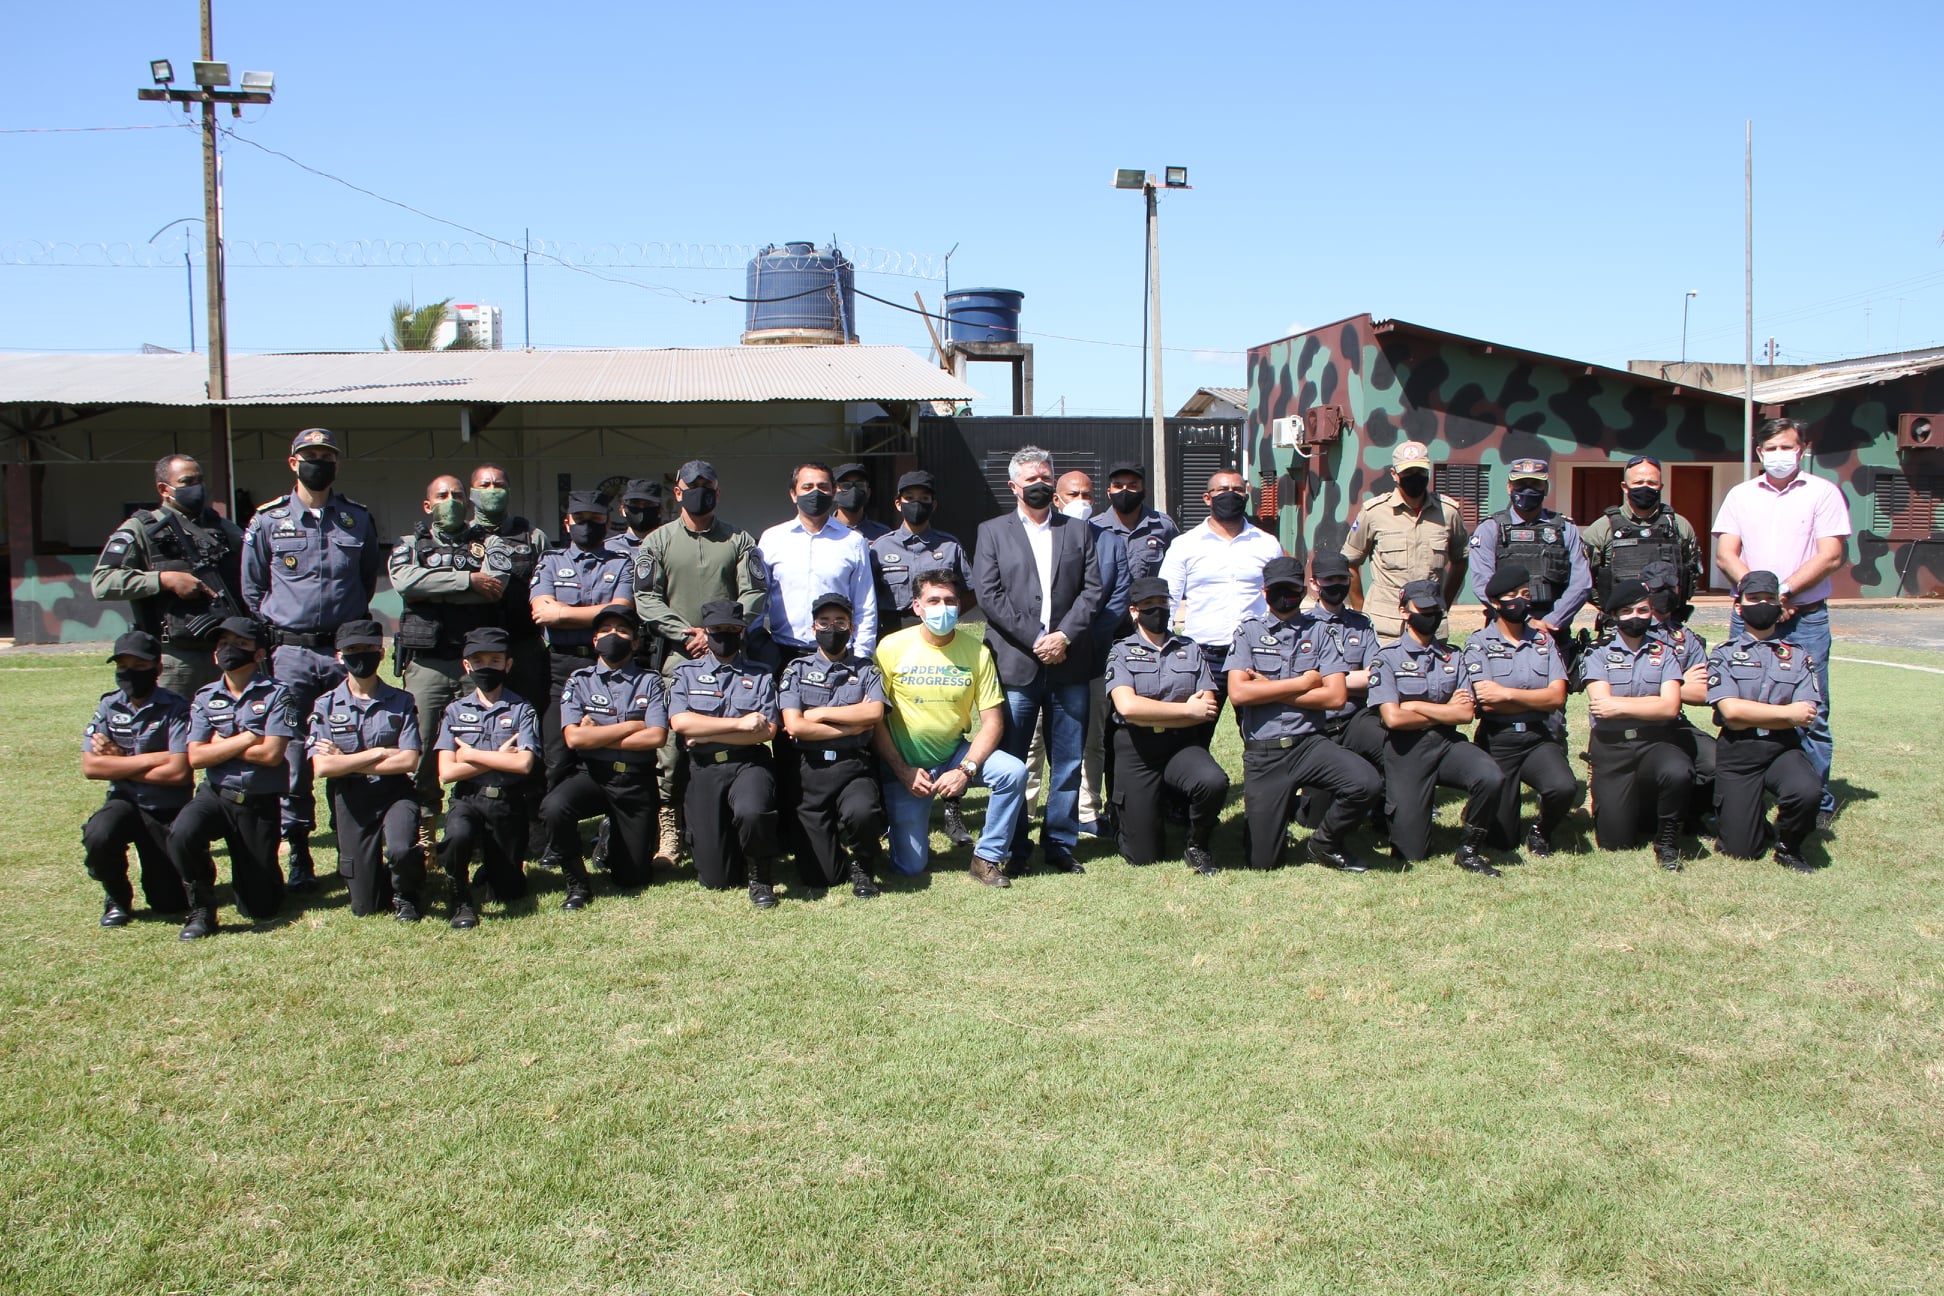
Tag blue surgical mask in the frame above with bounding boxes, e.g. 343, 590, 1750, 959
922, 605, 960, 636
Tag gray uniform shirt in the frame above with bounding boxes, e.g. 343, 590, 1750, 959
190, 673, 300, 795
1367, 637, 1467, 710
1581, 635, 1685, 731
434, 690, 541, 789
308, 679, 420, 773
1461, 622, 1567, 737
1103, 633, 1215, 728
1705, 634, 1821, 725
84, 686, 192, 811
559, 662, 670, 767
241, 492, 382, 633
1228, 614, 1346, 743
869, 526, 968, 622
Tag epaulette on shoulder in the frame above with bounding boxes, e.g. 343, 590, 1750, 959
254, 495, 292, 520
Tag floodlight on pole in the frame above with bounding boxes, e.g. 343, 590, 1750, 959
192, 60, 229, 86
1163, 166, 1189, 188
150, 59, 174, 85
1113, 168, 1146, 191
239, 70, 273, 92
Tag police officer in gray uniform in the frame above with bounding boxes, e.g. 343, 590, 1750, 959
528, 490, 636, 797
606, 478, 666, 564
1462, 563, 1577, 857
435, 627, 543, 927
1227, 557, 1382, 872
869, 471, 970, 630
778, 592, 888, 898
80, 630, 193, 925
308, 620, 424, 919
1468, 457, 1592, 637
1104, 577, 1228, 872
170, 617, 299, 940
1298, 549, 1386, 833
538, 606, 670, 908
833, 462, 892, 542
1368, 581, 1505, 874
1093, 460, 1179, 584
1581, 579, 1694, 868
240, 427, 382, 888
91, 454, 247, 697
668, 600, 785, 908
1641, 559, 1716, 829
1705, 571, 1823, 871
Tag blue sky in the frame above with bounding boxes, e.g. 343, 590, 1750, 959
5, 1, 1941, 415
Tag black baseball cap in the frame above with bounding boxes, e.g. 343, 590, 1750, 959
217, 616, 261, 642
334, 619, 386, 650
564, 489, 608, 516
812, 591, 854, 616
108, 630, 160, 663
1400, 579, 1445, 611
289, 427, 338, 455
1128, 576, 1170, 605
896, 470, 936, 494
619, 478, 662, 504
1106, 460, 1147, 482
1311, 550, 1352, 580
833, 462, 868, 481
591, 604, 637, 633
699, 599, 747, 628
677, 459, 718, 485
1738, 570, 1782, 598
1639, 560, 1682, 593
1262, 556, 1305, 589
462, 627, 511, 657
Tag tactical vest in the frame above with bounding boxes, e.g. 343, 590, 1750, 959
482, 519, 540, 634
1491, 508, 1572, 609
138, 508, 244, 643
1595, 506, 1686, 606
396, 523, 498, 658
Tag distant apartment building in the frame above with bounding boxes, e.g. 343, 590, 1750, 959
431, 303, 503, 350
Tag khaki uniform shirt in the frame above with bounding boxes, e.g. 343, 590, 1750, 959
1340, 490, 1469, 638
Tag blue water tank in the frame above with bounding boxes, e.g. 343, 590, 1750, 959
944, 288, 1024, 344
742, 241, 857, 344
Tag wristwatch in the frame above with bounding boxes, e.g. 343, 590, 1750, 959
1778, 581, 1793, 601
958, 757, 980, 777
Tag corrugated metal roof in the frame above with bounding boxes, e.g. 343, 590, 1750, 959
1728, 351, 1944, 403
0, 345, 980, 407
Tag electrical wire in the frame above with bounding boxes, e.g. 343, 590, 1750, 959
0, 123, 195, 134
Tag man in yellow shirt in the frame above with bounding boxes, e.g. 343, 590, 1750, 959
873, 567, 1025, 887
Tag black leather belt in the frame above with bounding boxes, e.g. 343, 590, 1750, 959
691, 746, 763, 766
1591, 723, 1680, 742
1480, 717, 1548, 733
552, 644, 595, 659
800, 742, 870, 762
1786, 600, 1826, 617
454, 784, 515, 800
214, 786, 274, 805
271, 627, 334, 650
1243, 734, 1317, 752
588, 759, 652, 777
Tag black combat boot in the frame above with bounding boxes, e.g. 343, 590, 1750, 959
284, 832, 318, 892
178, 884, 218, 940
1185, 843, 1220, 876
1653, 816, 1684, 872
1523, 824, 1554, 859
941, 798, 975, 848
1455, 827, 1500, 878
1307, 835, 1369, 873
561, 861, 594, 912
100, 881, 135, 928
447, 873, 479, 930
748, 856, 779, 909
1774, 839, 1815, 873
588, 816, 611, 873
392, 892, 423, 923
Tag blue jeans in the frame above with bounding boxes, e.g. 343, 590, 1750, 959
1728, 604, 1835, 814
1001, 679, 1088, 858
880, 741, 1027, 876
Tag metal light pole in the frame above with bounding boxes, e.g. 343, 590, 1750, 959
1115, 166, 1191, 516
1680, 289, 1697, 366
1743, 121, 1755, 482
150, 218, 202, 353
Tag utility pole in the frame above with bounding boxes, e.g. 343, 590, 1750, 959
1115, 166, 1191, 516
1743, 121, 1754, 483
136, 0, 274, 516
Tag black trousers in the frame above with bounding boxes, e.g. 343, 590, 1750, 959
1382, 727, 1503, 862
1241, 735, 1381, 869
540, 651, 586, 792
442, 788, 529, 898
793, 749, 884, 887
82, 795, 188, 911
509, 634, 553, 818
330, 776, 424, 915
686, 750, 779, 890
1299, 707, 1388, 828
1473, 722, 1578, 849
1684, 721, 1717, 828
1588, 727, 1693, 850
168, 785, 286, 918
1110, 725, 1228, 865
540, 761, 660, 885
1714, 729, 1820, 858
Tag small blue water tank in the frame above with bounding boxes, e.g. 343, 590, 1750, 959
742, 241, 857, 344
944, 288, 1024, 344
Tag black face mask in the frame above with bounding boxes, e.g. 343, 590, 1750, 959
1209, 492, 1247, 521
1494, 597, 1533, 625
1267, 589, 1303, 615
116, 667, 159, 699
795, 489, 833, 519
1134, 606, 1170, 635
1109, 488, 1145, 515
342, 651, 382, 680
568, 521, 608, 548
296, 458, 337, 491
1511, 486, 1547, 514
171, 484, 206, 516
623, 505, 656, 531
1019, 482, 1056, 511
815, 626, 851, 656
898, 499, 935, 527
216, 644, 256, 673
594, 633, 631, 665
707, 630, 743, 658
1627, 485, 1662, 512
1406, 609, 1443, 637
680, 486, 717, 517
1617, 616, 1653, 639
467, 666, 507, 693
834, 485, 869, 513
1396, 472, 1428, 500
1740, 602, 1783, 631
1649, 590, 1679, 618
1317, 581, 1351, 607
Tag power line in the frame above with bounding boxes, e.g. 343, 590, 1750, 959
0, 123, 197, 134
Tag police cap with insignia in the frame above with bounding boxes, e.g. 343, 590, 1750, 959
1399, 579, 1446, 611
334, 619, 386, 650
108, 630, 161, 663
619, 478, 663, 504
676, 459, 719, 485
1486, 563, 1531, 600
1639, 560, 1682, 593
591, 604, 637, 633
811, 591, 853, 616
1128, 576, 1170, 605
1737, 570, 1782, 598
564, 489, 609, 516
217, 615, 262, 643
1311, 550, 1351, 580
699, 599, 747, 629
289, 427, 338, 454
1391, 441, 1431, 472
1506, 457, 1550, 482
1605, 579, 1649, 610
895, 470, 935, 495
1262, 556, 1305, 590
833, 462, 868, 482
462, 626, 511, 657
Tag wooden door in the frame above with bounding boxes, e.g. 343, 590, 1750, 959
1669, 463, 1716, 587
1571, 465, 1624, 523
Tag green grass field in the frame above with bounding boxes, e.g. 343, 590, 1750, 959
3, 650, 1940, 1294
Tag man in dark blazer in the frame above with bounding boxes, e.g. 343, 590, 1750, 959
971, 446, 1103, 873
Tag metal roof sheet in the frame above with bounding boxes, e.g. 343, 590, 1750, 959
0, 345, 980, 407
1729, 352, 1944, 403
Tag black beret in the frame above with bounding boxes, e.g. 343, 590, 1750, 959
1485, 564, 1531, 600
462, 627, 511, 657
1605, 579, 1649, 611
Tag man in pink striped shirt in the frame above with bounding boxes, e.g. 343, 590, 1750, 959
1712, 418, 1851, 826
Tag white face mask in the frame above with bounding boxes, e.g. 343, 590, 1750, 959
1059, 500, 1091, 521
1761, 447, 1800, 479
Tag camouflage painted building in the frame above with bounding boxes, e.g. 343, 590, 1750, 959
1246, 314, 1943, 599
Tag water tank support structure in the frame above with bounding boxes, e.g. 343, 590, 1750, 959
946, 342, 1034, 416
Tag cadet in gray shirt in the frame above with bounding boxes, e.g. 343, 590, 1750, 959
1462, 563, 1576, 858
1582, 580, 1693, 868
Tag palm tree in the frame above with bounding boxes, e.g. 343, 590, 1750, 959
382, 298, 482, 351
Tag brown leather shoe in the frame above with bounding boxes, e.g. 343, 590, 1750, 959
968, 856, 1011, 888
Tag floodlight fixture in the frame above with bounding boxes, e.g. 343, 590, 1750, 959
240, 70, 274, 92
1163, 165, 1189, 188
192, 61, 230, 87
151, 59, 174, 85
1113, 168, 1147, 191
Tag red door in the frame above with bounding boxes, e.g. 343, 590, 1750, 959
1669, 463, 1716, 588
1572, 465, 1624, 523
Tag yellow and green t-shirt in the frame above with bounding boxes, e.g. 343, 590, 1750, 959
874, 624, 1000, 769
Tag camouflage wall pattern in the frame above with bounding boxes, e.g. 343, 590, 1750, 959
1247, 315, 1942, 599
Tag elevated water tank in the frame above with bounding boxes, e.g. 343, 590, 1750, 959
944, 288, 1024, 344
741, 241, 857, 345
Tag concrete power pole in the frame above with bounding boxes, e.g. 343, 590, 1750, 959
1147, 181, 1166, 516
